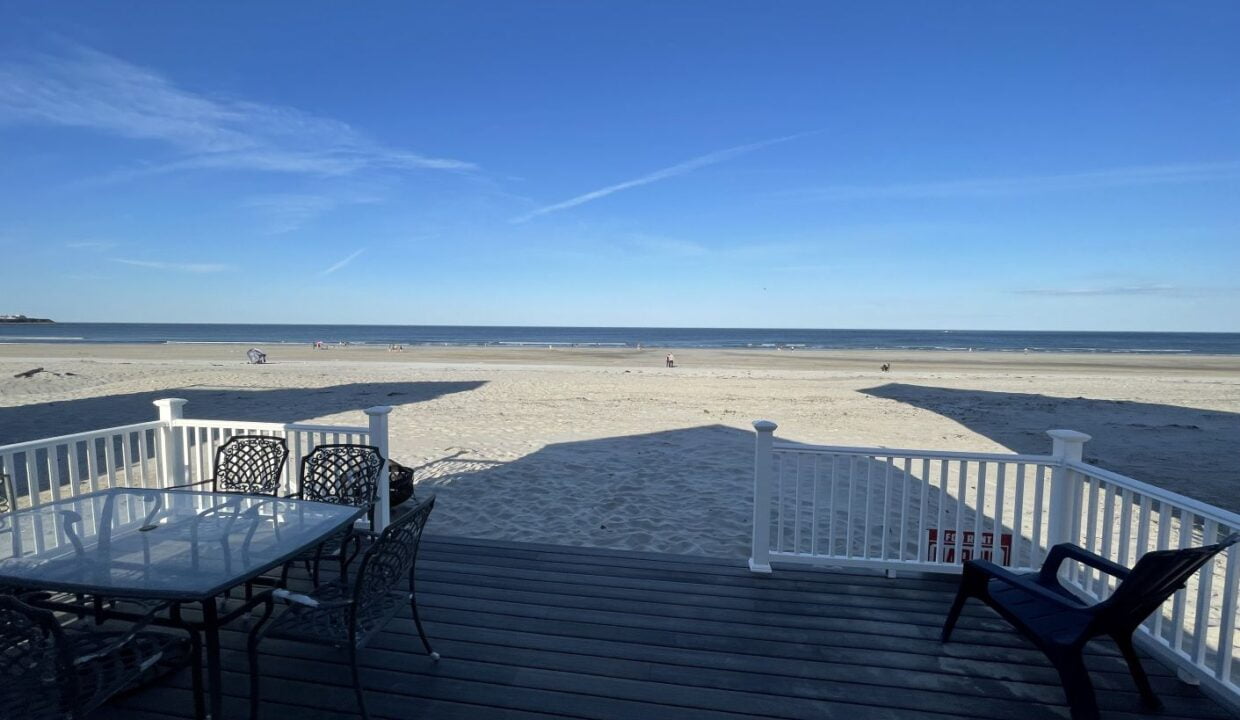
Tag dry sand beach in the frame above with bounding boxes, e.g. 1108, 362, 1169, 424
1, 343, 1237, 559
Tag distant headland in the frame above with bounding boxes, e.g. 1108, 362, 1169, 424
0, 314, 53, 324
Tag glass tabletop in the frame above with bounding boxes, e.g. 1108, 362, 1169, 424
0, 488, 364, 600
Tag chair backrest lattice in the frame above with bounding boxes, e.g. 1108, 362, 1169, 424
0, 473, 14, 515
212, 435, 289, 496
299, 444, 384, 509
353, 496, 435, 611
0, 596, 73, 719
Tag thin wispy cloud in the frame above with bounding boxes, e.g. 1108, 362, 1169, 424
322, 248, 365, 275
112, 258, 231, 273
511, 132, 816, 223
244, 193, 383, 235
790, 161, 1240, 201
65, 240, 116, 250
1014, 284, 1183, 297
0, 44, 474, 179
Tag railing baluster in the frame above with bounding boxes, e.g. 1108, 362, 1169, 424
103, 434, 118, 493
793, 453, 803, 554
827, 454, 838, 557
67, 441, 83, 498
868, 458, 877, 557
936, 459, 947, 563
846, 455, 856, 560
137, 430, 151, 489
1172, 511, 1193, 654
810, 454, 820, 556
994, 462, 1006, 565
1083, 475, 1101, 596
775, 453, 785, 553
953, 460, 966, 566
1032, 464, 1046, 565
973, 462, 986, 562
26, 451, 45, 552
1013, 464, 1027, 568
917, 457, 930, 564
47, 444, 63, 506
1214, 537, 1238, 682
1118, 488, 1135, 569
881, 457, 893, 561
899, 457, 910, 562
1153, 499, 1172, 640
1099, 482, 1117, 597
1193, 519, 1219, 667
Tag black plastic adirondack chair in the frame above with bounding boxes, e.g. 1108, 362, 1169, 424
941, 533, 1240, 720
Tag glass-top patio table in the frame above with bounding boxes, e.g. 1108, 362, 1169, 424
0, 488, 366, 719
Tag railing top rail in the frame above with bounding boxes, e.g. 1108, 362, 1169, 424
1067, 459, 1240, 529
0, 421, 165, 454
171, 419, 369, 434
771, 440, 1056, 465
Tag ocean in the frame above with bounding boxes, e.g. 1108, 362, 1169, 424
1, 323, 1238, 354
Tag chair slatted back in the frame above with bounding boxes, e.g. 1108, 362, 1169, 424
212, 435, 289, 495
1101, 533, 1240, 630
298, 445, 383, 509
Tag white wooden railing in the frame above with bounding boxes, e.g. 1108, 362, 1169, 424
750, 420, 1240, 706
0, 397, 395, 533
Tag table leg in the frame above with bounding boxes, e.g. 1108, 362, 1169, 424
190, 627, 207, 720
169, 603, 206, 720
202, 599, 223, 720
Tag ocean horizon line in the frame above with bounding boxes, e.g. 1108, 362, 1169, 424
2, 323, 1239, 355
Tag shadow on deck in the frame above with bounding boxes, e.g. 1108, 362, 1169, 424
98, 535, 1230, 720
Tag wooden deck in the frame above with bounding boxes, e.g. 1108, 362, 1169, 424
98, 535, 1234, 720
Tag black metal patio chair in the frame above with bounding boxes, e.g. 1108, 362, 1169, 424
0, 594, 191, 719
173, 435, 289, 496
941, 533, 1240, 720
0, 471, 13, 515
0, 472, 18, 594
283, 444, 385, 586
248, 496, 438, 720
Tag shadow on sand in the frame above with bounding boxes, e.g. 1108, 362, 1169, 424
0, 381, 487, 445
859, 383, 1240, 512
403, 423, 978, 564
407, 424, 757, 558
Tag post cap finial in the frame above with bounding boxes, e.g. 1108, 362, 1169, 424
364, 405, 394, 415
752, 420, 778, 432
1046, 429, 1091, 443
152, 398, 188, 408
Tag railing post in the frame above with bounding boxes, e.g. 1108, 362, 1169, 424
153, 398, 187, 488
1046, 429, 1091, 550
365, 405, 393, 531
750, 420, 778, 574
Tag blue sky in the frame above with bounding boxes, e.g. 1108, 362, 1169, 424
1, 2, 1238, 330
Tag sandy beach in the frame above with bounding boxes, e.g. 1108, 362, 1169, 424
1, 343, 1237, 558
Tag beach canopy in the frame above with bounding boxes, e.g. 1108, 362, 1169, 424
247, 348, 267, 364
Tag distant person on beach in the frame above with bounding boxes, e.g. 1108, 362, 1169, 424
666, 353, 675, 368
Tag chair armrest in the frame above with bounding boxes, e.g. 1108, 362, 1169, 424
968, 560, 1083, 610
69, 600, 172, 666
168, 479, 212, 490
1038, 544, 1131, 584
273, 588, 351, 610
351, 528, 381, 541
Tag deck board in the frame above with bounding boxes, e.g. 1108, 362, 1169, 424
95, 535, 1235, 720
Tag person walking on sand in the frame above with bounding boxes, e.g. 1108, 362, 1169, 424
666, 353, 676, 368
